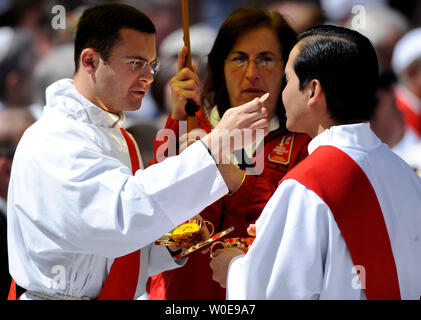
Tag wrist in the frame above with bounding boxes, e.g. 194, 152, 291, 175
228, 169, 246, 195
201, 130, 231, 165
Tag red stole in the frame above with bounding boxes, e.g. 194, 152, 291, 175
97, 128, 141, 300
280, 145, 401, 299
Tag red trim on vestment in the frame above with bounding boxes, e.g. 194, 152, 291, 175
280, 146, 401, 300
97, 128, 141, 300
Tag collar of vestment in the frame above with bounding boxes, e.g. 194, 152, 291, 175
309, 122, 382, 155
45, 78, 125, 128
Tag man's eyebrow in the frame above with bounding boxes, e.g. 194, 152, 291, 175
229, 50, 277, 56
124, 55, 157, 62
124, 55, 146, 60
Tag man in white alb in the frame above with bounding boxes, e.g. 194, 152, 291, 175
210, 25, 421, 300
7, 3, 269, 300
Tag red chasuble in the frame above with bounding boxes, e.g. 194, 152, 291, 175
279, 145, 401, 300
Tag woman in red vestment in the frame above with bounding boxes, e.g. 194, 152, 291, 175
148, 7, 310, 299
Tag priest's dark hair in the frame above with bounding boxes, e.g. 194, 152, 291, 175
202, 6, 296, 125
294, 25, 379, 123
74, 3, 156, 72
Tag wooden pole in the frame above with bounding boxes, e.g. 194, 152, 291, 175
181, 0, 199, 133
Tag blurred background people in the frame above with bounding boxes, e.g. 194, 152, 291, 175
265, 0, 325, 34
0, 108, 35, 300
320, 0, 387, 25
32, 43, 74, 109
370, 69, 420, 163
344, 4, 409, 70
392, 27, 421, 138
0, 27, 35, 110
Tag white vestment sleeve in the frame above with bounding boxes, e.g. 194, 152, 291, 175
133, 244, 186, 299
226, 179, 330, 299
10, 120, 228, 259
147, 245, 185, 277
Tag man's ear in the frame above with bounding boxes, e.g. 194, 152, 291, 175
79, 48, 100, 74
306, 79, 323, 108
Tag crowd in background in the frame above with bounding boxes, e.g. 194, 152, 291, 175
1, 0, 421, 299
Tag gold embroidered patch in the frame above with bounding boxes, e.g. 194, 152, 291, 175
268, 133, 295, 165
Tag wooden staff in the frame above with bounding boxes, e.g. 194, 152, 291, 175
181, 0, 199, 133
181, 0, 193, 70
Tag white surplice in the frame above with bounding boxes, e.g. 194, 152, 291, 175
7, 79, 228, 299
227, 123, 421, 300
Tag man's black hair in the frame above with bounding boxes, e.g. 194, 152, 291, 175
294, 25, 379, 123
74, 2, 156, 72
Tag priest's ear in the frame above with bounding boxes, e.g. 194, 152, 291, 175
306, 79, 324, 109
79, 48, 100, 74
